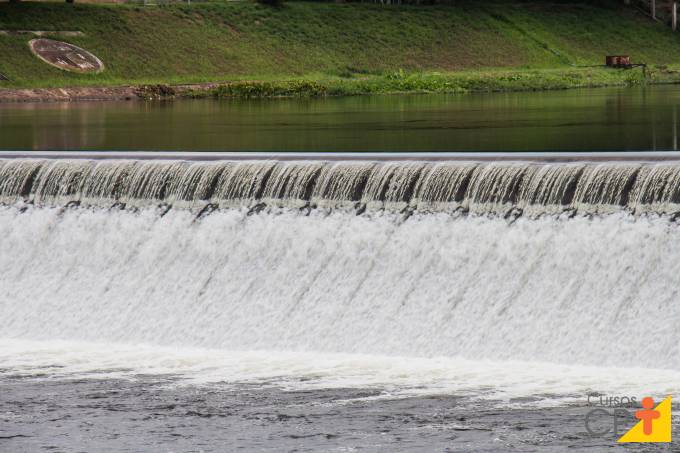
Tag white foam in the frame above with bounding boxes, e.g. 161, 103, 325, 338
2, 339, 679, 407
1, 206, 680, 403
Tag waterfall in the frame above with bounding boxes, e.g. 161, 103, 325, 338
1, 207, 679, 371
4, 157, 680, 371
3, 158, 680, 216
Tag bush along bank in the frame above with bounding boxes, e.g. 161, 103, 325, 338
192, 67, 678, 100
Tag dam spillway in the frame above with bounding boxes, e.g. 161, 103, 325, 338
3, 158, 680, 216
1, 156, 680, 376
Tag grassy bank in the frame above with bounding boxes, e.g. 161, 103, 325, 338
2, 1, 680, 96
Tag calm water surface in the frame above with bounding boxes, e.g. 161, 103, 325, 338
3, 86, 680, 152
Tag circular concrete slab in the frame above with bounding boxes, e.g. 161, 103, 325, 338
28, 38, 104, 74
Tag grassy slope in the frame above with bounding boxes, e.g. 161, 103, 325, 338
1, 0, 680, 92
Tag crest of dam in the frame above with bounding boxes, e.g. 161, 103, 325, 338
3, 158, 680, 216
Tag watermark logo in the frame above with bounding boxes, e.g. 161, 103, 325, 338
584, 394, 672, 443
618, 396, 672, 443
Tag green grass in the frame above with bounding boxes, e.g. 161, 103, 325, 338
195, 66, 659, 98
2, 0, 680, 94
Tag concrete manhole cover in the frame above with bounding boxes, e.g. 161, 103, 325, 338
29, 38, 104, 74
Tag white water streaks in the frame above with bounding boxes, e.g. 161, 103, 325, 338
1, 206, 679, 374
5, 158, 680, 215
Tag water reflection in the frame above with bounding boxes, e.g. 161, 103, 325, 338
2, 86, 680, 152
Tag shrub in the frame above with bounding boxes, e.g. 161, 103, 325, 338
135, 84, 176, 100
212, 80, 327, 99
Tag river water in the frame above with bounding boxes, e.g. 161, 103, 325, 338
2, 87, 680, 452
2, 86, 680, 152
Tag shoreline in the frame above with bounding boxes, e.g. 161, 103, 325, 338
1, 67, 678, 104
0, 83, 221, 103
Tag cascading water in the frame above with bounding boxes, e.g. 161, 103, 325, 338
3, 158, 680, 216
2, 158, 680, 403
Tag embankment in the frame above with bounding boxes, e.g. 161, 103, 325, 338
2, 0, 680, 100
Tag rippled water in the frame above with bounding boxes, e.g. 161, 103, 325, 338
0, 375, 596, 452
1, 340, 676, 452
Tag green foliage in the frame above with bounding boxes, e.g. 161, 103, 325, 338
135, 84, 176, 100
211, 80, 327, 98
624, 68, 646, 86
201, 67, 661, 99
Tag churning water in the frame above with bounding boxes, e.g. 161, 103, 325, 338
2, 158, 680, 451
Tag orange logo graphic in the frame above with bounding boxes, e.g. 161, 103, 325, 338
637, 397, 661, 435
618, 396, 672, 443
